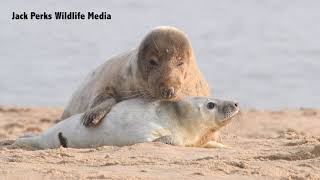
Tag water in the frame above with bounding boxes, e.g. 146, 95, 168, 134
0, 0, 319, 109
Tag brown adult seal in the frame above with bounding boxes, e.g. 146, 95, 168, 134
61, 26, 211, 127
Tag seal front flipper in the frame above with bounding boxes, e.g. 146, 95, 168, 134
202, 141, 229, 149
153, 135, 175, 145
82, 97, 116, 127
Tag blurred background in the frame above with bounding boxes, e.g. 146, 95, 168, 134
0, 0, 319, 109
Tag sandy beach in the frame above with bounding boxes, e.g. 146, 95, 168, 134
0, 106, 319, 179
1, 1, 320, 179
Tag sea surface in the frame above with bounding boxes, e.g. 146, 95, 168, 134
0, 0, 319, 109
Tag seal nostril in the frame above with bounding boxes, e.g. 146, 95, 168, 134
234, 103, 238, 107
168, 87, 174, 97
160, 87, 175, 98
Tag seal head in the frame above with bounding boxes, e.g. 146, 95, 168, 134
201, 98, 239, 129
137, 26, 193, 100
157, 97, 239, 147
160, 97, 239, 128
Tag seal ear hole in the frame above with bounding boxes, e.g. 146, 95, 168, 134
207, 102, 216, 110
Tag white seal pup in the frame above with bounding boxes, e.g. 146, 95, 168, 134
14, 97, 239, 149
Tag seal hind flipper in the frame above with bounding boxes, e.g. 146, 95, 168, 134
13, 135, 41, 148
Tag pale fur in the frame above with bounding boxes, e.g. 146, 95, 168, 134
14, 97, 239, 149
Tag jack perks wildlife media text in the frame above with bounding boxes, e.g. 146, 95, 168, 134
12, 12, 111, 20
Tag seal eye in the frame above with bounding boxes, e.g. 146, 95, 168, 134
149, 59, 158, 67
176, 62, 184, 67
207, 102, 216, 110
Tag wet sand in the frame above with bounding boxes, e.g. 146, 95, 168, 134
0, 106, 319, 179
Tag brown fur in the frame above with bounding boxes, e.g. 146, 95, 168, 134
61, 26, 211, 126
137, 27, 210, 99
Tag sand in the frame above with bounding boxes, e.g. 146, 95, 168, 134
0, 106, 319, 179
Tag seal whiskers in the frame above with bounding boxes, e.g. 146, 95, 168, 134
119, 89, 155, 100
